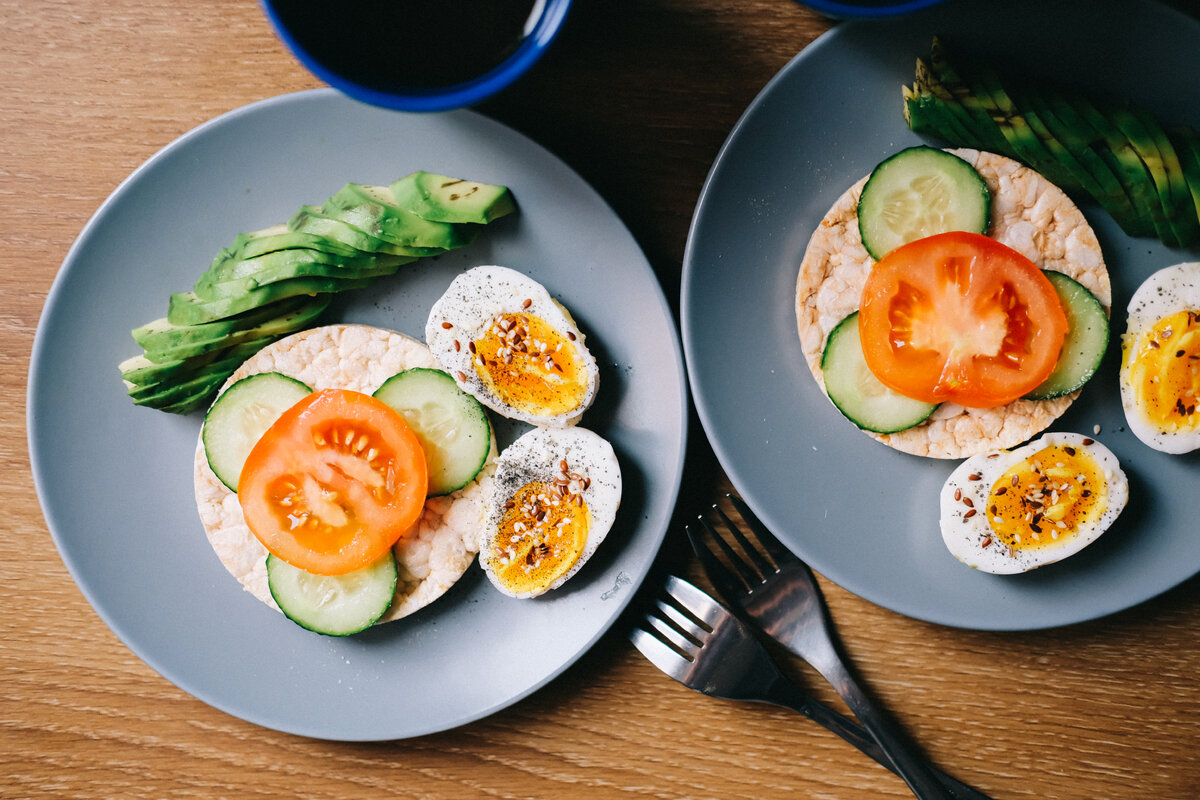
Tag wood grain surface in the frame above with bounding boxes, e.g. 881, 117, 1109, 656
4, 1, 1200, 798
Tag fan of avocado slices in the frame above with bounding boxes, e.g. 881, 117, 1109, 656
903, 37, 1200, 248
119, 172, 516, 414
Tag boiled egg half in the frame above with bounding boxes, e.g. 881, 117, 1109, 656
426, 266, 599, 427
939, 432, 1128, 574
1120, 261, 1200, 454
479, 426, 621, 598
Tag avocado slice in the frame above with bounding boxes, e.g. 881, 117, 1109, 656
288, 205, 444, 257
128, 337, 274, 410
1066, 94, 1176, 246
195, 255, 408, 301
322, 183, 478, 250
389, 172, 516, 225
167, 275, 365, 327
219, 223, 363, 262
1107, 105, 1188, 245
133, 294, 310, 354
906, 59, 986, 147
1170, 126, 1200, 232
926, 39, 1011, 155
142, 294, 331, 363
194, 247, 412, 300
1124, 107, 1198, 247
1017, 87, 1152, 237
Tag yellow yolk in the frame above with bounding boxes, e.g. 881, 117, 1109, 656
471, 312, 588, 418
1123, 309, 1200, 431
985, 443, 1107, 551
485, 479, 590, 595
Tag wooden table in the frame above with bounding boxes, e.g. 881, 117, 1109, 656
4, 1, 1200, 797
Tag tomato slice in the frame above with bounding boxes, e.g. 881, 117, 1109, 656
858, 231, 1067, 408
238, 388, 428, 576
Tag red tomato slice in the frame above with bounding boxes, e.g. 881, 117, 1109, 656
858, 231, 1067, 408
238, 388, 428, 576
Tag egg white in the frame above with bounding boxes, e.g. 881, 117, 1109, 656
425, 265, 599, 427
939, 432, 1128, 574
479, 426, 622, 598
1120, 261, 1200, 454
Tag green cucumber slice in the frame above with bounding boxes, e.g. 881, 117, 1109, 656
1025, 271, 1109, 400
373, 368, 491, 496
857, 146, 991, 261
267, 551, 397, 636
821, 312, 939, 433
201, 371, 312, 491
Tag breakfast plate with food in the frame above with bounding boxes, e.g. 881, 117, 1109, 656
682, 0, 1200, 630
29, 90, 687, 739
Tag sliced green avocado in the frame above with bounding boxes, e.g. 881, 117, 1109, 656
1123, 106, 1198, 247
194, 247, 412, 300
167, 275, 367, 327
125, 336, 273, 395
143, 294, 331, 363
1067, 95, 1177, 246
133, 294, 310, 354
129, 337, 274, 410
322, 183, 478, 250
218, 223, 363, 262
288, 205, 444, 257
1171, 127, 1200, 228
1017, 88, 1152, 237
389, 172, 516, 225
926, 39, 1011, 155
907, 60, 986, 147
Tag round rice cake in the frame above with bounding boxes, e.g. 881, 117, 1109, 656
795, 149, 1110, 459
194, 323, 496, 624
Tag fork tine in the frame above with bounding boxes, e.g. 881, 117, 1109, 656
685, 520, 753, 601
661, 574, 727, 629
629, 626, 694, 675
654, 595, 710, 643
712, 502, 776, 575
728, 493, 795, 565
643, 610, 701, 659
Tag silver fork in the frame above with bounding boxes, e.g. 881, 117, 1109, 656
629, 575, 991, 800
687, 494, 958, 800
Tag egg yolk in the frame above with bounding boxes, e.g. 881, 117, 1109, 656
985, 443, 1107, 551
1123, 309, 1200, 431
485, 477, 590, 595
471, 312, 587, 417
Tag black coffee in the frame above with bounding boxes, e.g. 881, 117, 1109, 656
271, 0, 540, 91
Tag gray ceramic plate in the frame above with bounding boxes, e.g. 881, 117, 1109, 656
29, 89, 687, 739
683, 0, 1200, 631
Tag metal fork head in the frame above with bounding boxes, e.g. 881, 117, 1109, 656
628, 575, 785, 703
686, 494, 835, 652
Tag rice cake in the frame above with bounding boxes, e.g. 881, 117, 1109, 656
194, 324, 495, 623
795, 149, 1110, 459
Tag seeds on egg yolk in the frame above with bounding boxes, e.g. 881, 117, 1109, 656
1124, 309, 1200, 430
486, 477, 590, 595
985, 444, 1107, 551
471, 312, 587, 417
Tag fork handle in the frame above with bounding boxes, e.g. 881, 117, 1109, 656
766, 676, 992, 800
815, 657, 958, 800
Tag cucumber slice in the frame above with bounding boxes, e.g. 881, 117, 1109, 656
1025, 271, 1109, 400
267, 551, 398, 636
201, 372, 312, 491
821, 312, 939, 433
857, 146, 991, 260
373, 368, 491, 496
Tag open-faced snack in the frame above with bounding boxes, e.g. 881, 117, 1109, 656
796, 148, 1112, 458
194, 324, 496, 625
